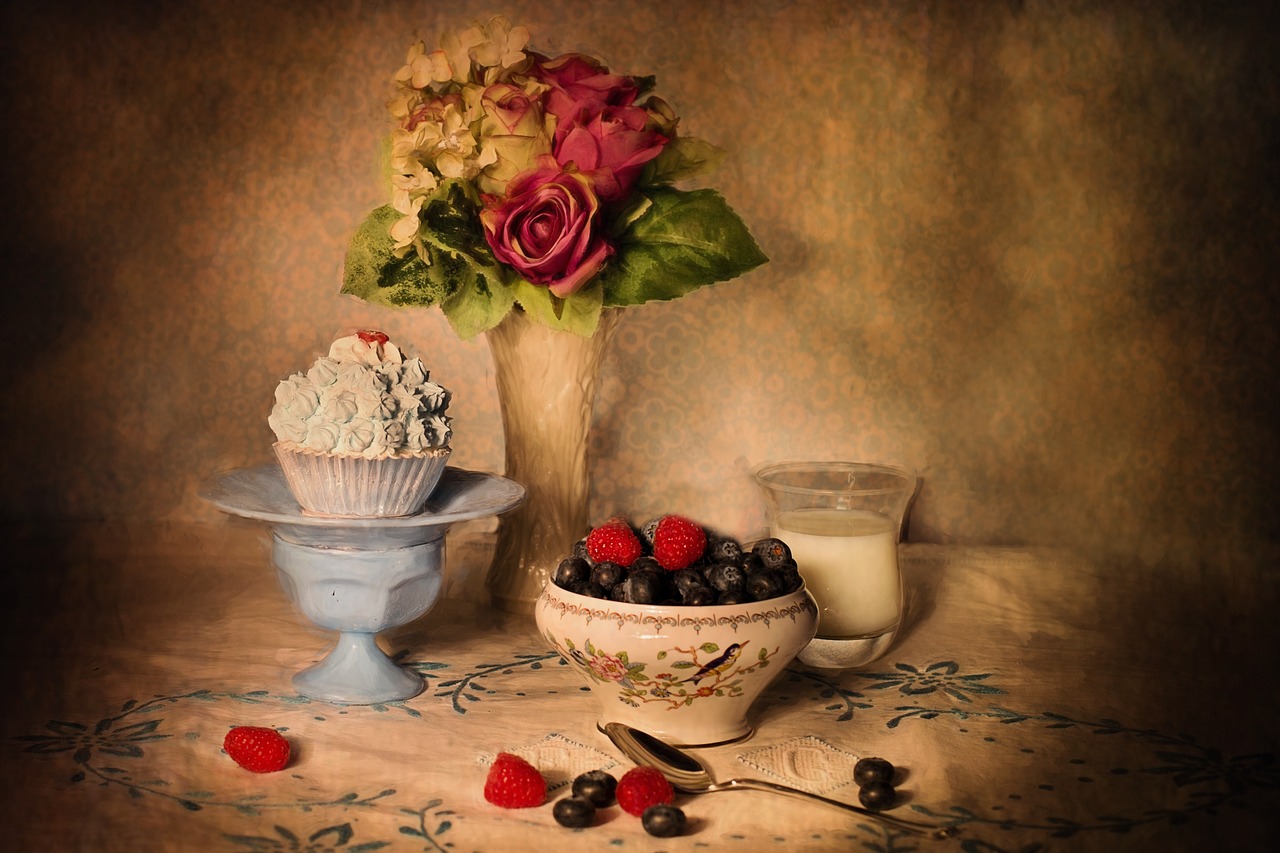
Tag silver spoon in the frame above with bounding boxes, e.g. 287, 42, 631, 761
602, 723, 958, 841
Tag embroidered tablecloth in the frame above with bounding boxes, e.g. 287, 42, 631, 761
2, 520, 1276, 851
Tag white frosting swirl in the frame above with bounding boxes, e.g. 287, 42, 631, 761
268, 332, 452, 458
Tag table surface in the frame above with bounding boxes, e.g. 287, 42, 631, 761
2, 519, 1277, 852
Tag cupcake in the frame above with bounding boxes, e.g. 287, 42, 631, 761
268, 330, 452, 517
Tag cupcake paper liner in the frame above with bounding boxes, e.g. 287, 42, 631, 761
273, 443, 451, 518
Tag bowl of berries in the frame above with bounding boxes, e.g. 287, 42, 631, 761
535, 514, 819, 746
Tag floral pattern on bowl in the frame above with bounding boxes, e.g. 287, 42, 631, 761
535, 583, 819, 746
549, 633, 780, 711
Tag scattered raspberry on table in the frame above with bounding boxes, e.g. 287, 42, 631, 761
483, 752, 546, 808
615, 765, 675, 816
223, 726, 291, 773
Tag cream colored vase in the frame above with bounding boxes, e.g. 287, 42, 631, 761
484, 307, 621, 614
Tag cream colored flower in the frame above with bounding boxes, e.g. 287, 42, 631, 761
391, 171, 437, 217
394, 41, 425, 84
473, 17, 530, 72
390, 198, 424, 251
395, 41, 453, 90
440, 24, 485, 85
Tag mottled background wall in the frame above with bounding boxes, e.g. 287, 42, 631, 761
3, 0, 1278, 580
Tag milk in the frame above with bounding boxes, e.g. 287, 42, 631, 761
772, 508, 901, 639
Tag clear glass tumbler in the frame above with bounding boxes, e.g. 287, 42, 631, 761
754, 461, 916, 670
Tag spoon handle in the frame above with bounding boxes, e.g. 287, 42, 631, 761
712, 778, 957, 840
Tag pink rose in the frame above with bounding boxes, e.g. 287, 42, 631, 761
480, 157, 613, 297
554, 104, 668, 202
532, 53, 642, 143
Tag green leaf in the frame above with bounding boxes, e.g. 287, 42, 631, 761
341, 206, 447, 308
514, 279, 603, 337
441, 270, 515, 340
647, 136, 726, 185
342, 183, 507, 322
599, 187, 767, 308
419, 179, 492, 262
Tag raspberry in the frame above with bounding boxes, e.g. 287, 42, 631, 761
223, 726, 291, 773
483, 752, 546, 808
652, 515, 707, 571
615, 765, 675, 816
585, 520, 643, 567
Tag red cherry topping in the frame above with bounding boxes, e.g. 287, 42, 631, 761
356, 330, 389, 346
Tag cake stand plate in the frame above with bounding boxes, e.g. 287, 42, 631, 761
199, 465, 525, 704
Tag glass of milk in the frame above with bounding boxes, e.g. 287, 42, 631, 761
754, 461, 916, 670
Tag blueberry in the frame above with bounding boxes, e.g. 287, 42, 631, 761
640, 517, 662, 545
572, 538, 593, 563
854, 756, 895, 786
671, 568, 708, 596
641, 803, 687, 837
708, 537, 744, 563
746, 568, 783, 601
776, 566, 803, 594
571, 580, 608, 599
857, 780, 895, 810
624, 570, 667, 604
751, 537, 792, 569
682, 586, 718, 606
632, 555, 664, 574
572, 769, 617, 807
705, 563, 747, 594
716, 590, 750, 605
590, 561, 627, 590
553, 795, 596, 827
553, 557, 591, 589
738, 552, 765, 573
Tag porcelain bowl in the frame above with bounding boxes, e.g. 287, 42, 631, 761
535, 582, 819, 746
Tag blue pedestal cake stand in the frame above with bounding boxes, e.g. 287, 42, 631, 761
199, 465, 524, 705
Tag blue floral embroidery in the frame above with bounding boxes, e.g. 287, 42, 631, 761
778, 668, 872, 721
859, 661, 1006, 702
225, 822, 390, 851
1145, 749, 1280, 793
433, 652, 564, 714
395, 799, 458, 852
14, 714, 168, 770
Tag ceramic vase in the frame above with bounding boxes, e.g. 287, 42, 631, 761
484, 307, 621, 614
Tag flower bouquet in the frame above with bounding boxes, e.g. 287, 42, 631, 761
339, 17, 767, 612
341, 16, 767, 338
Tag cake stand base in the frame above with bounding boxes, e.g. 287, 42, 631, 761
293, 631, 424, 704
